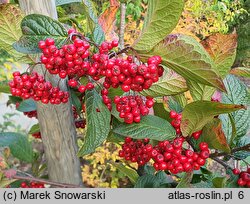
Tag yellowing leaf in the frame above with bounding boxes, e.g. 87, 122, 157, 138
138, 34, 226, 92
98, 0, 119, 41
201, 33, 238, 78
230, 67, 250, 78
0, 4, 32, 63
199, 118, 230, 153
180, 101, 246, 136
140, 69, 188, 97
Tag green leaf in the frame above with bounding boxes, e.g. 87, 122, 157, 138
166, 96, 183, 113
110, 161, 139, 184
176, 172, 193, 188
134, 174, 161, 188
133, 0, 184, 51
180, 101, 245, 136
0, 4, 30, 63
69, 89, 82, 114
0, 132, 34, 163
13, 14, 68, 54
233, 136, 250, 159
153, 102, 170, 121
225, 168, 240, 187
201, 33, 237, 78
140, 69, 188, 97
78, 89, 111, 156
0, 82, 10, 94
230, 67, 250, 78
143, 165, 156, 175
212, 177, 228, 188
220, 75, 250, 145
28, 124, 40, 134
138, 34, 226, 92
108, 87, 123, 100
0, 178, 17, 188
107, 118, 124, 143
16, 99, 36, 112
198, 118, 230, 153
7, 96, 22, 106
155, 171, 173, 186
187, 80, 215, 101
173, 93, 187, 109
82, 0, 105, 45
111, 103, 123, 122
113, 115, 176, 141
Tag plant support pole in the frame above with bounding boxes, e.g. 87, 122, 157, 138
19, 0, 83, 186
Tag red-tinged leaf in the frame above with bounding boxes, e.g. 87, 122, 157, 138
98, 0, 119, 41
198, 118, 230, 153
138, 34, 226, 92
110, 0, 119, 6
180, 101, 246, 136
230, 67, 250, 78
201, 33, 238, 78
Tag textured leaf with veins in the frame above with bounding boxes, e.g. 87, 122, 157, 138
138, 34, 226, 91
0, 4, 30, 62
141, 69, 188, 97
201, 33, 237, 78
134, 0, 184, 51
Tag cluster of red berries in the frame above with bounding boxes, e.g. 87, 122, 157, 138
232, 168, 250, 188
169, 110, 202, 139
39, 36, 91, 79
39, 31, 119, 94
68, 79, 95, 93
20, 181, 45, 188
101, 89, 112, 111
118, 137, 153, 166
118, 137, 210, 174
151, 138, 209, 173
15, 102, 37, 118
9, 71, 69, 104
72, 106, 86, 129
102, 56, 163, 92
32, 132, 41, 139
114, 95, 154, 123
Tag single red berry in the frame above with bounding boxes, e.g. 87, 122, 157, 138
146, 99, 154, 108
237, 178, 246, 186
86, 83, 94, 90
68, 79, 78, 87
200, 150, 210, 159
169, 110, 177, 119
232, 168, 241, 175
199, 142, 209, 151
78, 85, 86, 93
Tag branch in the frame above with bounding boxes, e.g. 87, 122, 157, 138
211, 157, 233, 170
12, 175, 81, 188
210, 143, 250, 158
119, 3, 126, 49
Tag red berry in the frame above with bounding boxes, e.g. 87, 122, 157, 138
237, 178, 246, 186
86, 83, 94, 90
78, 85, 86, 93
199, 142, 209, 151
146, 99, 154, 108
232, 168, 241, 175
169, 110, 177, 119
